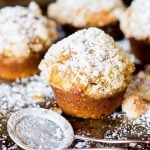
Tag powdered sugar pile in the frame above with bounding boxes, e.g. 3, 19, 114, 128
48, 0, 125, 27
0, 75, 54, 116
0, 2, 57, 57
120, 0, 150, 41
12, 116, 64, 149
39, 28, 134, 98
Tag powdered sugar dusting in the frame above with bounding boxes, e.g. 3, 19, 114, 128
0, 2, 57, 58
48, 0, 125, 27
69, 112, 150, 149
0, 75, 54, 116
39, 28, 134, 98
15, 116, 64, 149
120, 0, 150, 41
0, 73, 149, 149
104, 113, 150, 141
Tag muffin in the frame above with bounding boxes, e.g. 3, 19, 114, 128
120, 0, 150, 63
39, 28, 134, 119
0, 2, 57, 80
48, 0, 125, 40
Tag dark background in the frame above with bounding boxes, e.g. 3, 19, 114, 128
0, 0, 54, 8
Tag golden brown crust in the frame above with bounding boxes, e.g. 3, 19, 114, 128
0, 52, 45, 80
52, 86, 126, 119
84, 10, 117, 27
51, 10, 118, 28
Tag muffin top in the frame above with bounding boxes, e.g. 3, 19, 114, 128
48, 0, 125, 28
0, 2, 57, 58
39, 28, 134, 99
120, 0, 150, 41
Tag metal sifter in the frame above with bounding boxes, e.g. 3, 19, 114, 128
7, 108, 149, 150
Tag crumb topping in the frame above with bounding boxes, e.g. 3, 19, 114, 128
122, 67, 150, 118
122, 92, 148, 118
48, 0, 125, 27
120, 0, 150, 41
39, 28, 134, 99
0, 2, 57, 58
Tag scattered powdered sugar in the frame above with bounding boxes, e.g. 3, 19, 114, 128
120, 0, 150, 41
0, 74, 149, 149
70, 112, 150, 149
0, 74, 54, 116
74, 141, 91, 149
0, 2, 57, 57
104, 113, 150, 140
39, 28, 134, 98
48, 0, 125, 27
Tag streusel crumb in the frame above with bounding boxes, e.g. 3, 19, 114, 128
39, 28, 134, 99
120, 0, 150, 41
122, 66, 150, 118
48, 0, 125, 27
0, 2, 57, 58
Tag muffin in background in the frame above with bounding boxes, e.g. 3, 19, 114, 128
120, 0, 150, 63
39, 28, 134, 119
48, 0, 125, 40
0, 2, 57, 80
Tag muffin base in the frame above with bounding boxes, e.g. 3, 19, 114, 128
0, 52, 45, 80
129, 38, 150, 64
52, 87, 126, 119
62, 21, 124, 40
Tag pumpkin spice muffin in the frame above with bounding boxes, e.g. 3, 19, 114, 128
48, 0, 125, 40
120, 0, 150, 63
0, 2, 57, 80
39, 28, 134, 119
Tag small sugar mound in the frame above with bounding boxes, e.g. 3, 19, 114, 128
122, 92, 148, 118
120, 0, 150, 41
0, 2, 57, 57
39, 27, 134, 99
